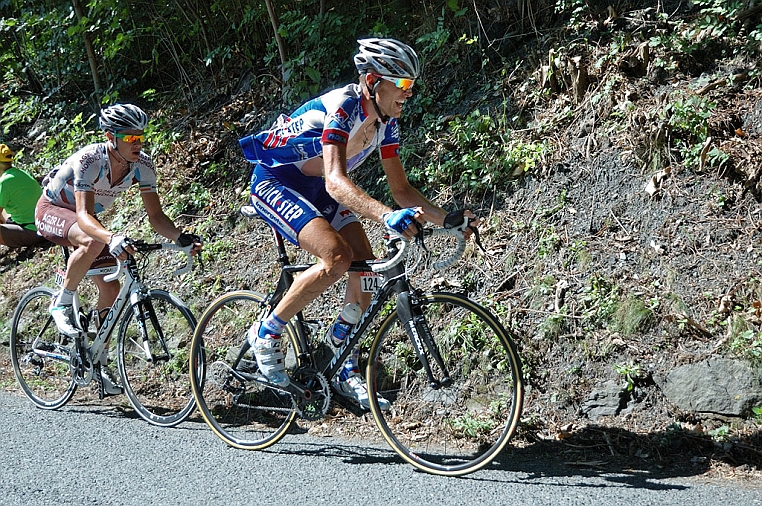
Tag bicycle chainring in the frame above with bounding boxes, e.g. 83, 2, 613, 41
69, 340, 93, 387
291, 367, 330, 421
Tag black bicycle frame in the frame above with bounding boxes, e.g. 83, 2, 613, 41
242, 225, 452, 390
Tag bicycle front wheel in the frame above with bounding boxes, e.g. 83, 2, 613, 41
117, 289, 197, 427
189, 290, 300, 450
10, 286, 77, 409
366, 292, 524, 476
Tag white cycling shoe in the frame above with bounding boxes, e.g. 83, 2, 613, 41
248, 323, 290, 387
333, 374, 391, 411
48, 301, 81, 338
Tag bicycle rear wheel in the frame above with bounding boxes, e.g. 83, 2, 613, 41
10, 286, 77, 409
189, 290, 300, 450
366, 292, 524, 476
117, 290, 197, 427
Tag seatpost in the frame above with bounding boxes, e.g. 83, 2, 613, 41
271, 227, 290, 266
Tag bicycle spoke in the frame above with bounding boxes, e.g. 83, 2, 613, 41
117, 290, 197, 427
190, 291, 300, 450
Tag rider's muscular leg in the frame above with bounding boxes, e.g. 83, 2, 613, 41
93, 276, 120, 311
62, 224, 108, 294
340, 222, 374, 310
274, 218, 353, 321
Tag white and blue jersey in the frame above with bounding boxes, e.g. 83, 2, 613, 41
240, 83, 401, 245
240, 83, 400, 171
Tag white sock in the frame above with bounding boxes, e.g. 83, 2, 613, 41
55, 288, 76, 306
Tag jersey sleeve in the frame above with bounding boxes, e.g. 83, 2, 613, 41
379, 118, 401, 159
321, 95, 362, 146
72, 147, 101, 193
134, 154, 158, 194
0, 177, 7, 208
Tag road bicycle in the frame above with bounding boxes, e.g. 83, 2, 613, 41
10, 241, 198, 427
189, 207, 524, 476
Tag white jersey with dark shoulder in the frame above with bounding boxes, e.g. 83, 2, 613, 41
42, 142, 157, 213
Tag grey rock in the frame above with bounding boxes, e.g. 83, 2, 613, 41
580, 380, 629, 419
658, 358, 762, 417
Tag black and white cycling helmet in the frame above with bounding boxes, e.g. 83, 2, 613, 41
354, 38, 421, 79
98, 103, 148, 132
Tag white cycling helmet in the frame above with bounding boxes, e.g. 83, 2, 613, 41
354, 38, 421, 79
98, 103, 148, 132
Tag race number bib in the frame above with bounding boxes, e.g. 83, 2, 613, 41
360, 271, 381, 293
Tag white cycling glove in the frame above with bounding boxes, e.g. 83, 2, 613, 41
108, 235, 132, 257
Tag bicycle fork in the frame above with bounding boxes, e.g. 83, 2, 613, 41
131, 297, 170, 362
396, 291, 452, 389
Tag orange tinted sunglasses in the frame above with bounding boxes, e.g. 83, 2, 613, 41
114, 132, 146, 143
374, 74, 415, 91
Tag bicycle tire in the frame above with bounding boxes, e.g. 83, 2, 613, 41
10, 286, 77, 409
117, 289, 197, 427
366, 291, 524, 476
189, 290, 301, 449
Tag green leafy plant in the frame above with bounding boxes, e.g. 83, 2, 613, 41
708, 425, 730, 441
728, 328, 762, 362
614, 362, 642, 392
408, 109, 549, 198
448, 411, 494, 438
580, 274, 620, 331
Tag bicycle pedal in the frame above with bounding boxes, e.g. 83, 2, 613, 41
236, 358, 257, 373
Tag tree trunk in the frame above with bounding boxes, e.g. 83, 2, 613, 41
264, 0, 288, 87
71, 0, 103, 96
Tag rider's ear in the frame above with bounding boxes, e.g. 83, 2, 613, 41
106, 131, 117, 150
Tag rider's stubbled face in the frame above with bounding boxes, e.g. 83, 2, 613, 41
374, 78, 413, 119
115, 130, 144, 163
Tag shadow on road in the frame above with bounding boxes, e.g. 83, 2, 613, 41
9, 385, 760, 485
488, 424, 762, 485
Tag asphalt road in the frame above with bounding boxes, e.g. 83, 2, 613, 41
1, 391, 760, 506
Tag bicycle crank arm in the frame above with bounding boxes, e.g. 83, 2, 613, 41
234, 370, 308, 396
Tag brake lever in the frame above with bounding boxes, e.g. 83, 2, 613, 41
468, 224, 486, 253
414, 222, 427, 252
444, 209, 486, 253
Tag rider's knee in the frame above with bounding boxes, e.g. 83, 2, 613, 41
323, 244, 353, 279
78, 235, 103, 257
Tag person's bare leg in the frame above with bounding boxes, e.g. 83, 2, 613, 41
61, 223, 107, 293
93, 275, 120, 312
339, 221, 373, 310
270, 217, 353, 321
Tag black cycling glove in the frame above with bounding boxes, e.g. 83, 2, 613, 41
177, 233, 202, 247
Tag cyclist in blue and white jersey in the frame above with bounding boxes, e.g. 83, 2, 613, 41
240, 38, 477, 409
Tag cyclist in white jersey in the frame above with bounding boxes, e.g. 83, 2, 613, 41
34, 104, 202, 396
240, 38, 477, 409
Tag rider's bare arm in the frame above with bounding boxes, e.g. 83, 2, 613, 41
381, 156, 447, 227
141, 192, 184, 242
323, 142, 391, 222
